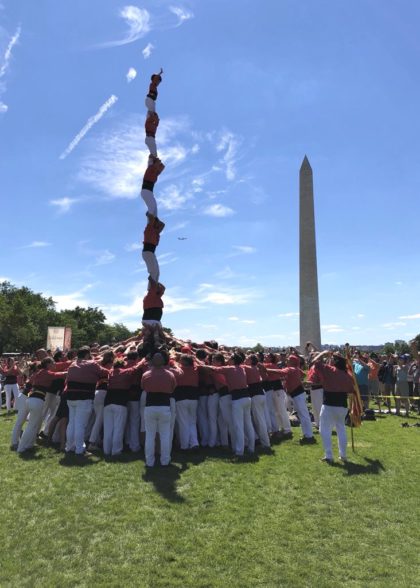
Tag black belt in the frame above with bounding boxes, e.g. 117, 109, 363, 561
142, 180, 155, 191
146, 392, 171, 407
290, 386, 305, 398
231, 388, 250, 401
218, 386, 229, 397
311, 384, 323, 390
143, 242, 156, 253
147, 93, 157, 100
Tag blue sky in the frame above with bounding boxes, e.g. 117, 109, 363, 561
1, 0, 419, 347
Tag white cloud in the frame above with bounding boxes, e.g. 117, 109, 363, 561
99, 6, 150, 48
232, 245, 256, 255
126, 67, 137, 83
216, 130, 241, 181
200, 289, 258, 305
78, 116, 189, 199
59, 95, 118, 159
95, 250, 116, 266
49, 197, 78, 213
159, 184, 192, 211
0, 25, 21, 80
23, 241, 51, 249
169, 6, 194, 26
382, 322, 406, 328
142, 43, 154, 59
278, 312, 299, 318
357, 313, 365, 319
0, 25, 21, 115
228, 316, 239, 321
0, 276, 10, 282
399, 313, 420, 320
125, 242, 142, 252
52, 284, 94, 311
167, 221, 188, 233
242, 319, 256, 324
203, 203, 235, 217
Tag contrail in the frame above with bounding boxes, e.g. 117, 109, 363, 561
0, 25, 21, 79
59, 94, 118, 160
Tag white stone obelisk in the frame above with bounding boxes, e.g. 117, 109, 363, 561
299, 156, 321, 350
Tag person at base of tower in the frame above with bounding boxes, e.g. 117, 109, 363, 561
145, 112, 159, 156
145, 69, 163, 113
265, 355, 316, 445
140, 155, 165, 218
17, 358, 68, 453
311, 351, 355, 464
142, 215, 165, 284
141, 350, 178, 468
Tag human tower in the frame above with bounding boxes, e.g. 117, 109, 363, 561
140, 69, 166, 346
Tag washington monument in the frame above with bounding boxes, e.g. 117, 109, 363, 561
299, 156, 321, 350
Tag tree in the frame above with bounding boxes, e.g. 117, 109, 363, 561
382, 342, 395, 355
97, 323, 134, 346
55, 306, 107, 348
251, 343, 265, 353
0, 281, 58, 353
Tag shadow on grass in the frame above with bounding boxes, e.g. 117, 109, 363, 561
341, 457, 386, 477
142, 462, 188, 503
18, 449, 45, 461
58, 453, 100, 468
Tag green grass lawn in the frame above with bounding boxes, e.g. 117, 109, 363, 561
0, 411, 419, 587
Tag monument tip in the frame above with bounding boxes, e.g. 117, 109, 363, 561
300, 155, 312, 171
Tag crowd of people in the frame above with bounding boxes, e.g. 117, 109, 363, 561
1, 340, 418, 467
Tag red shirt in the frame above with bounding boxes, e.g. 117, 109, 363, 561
306, 366, 321, 385
141, 367, 177, 394
53, 360, 72, 372
148, 81, 159, 100
212, 366, 247, 391
210, 370, 227, 391
143, 285, 165, 310
108, 364, 143, 390
264, 363, 283, 382
1, 365, 19, 384
175, 364, 200, 387
66, 360, 109, 400
313, 363, 354, 394
145, 112, 159, 137
243, 365, 262, 385
143, 223, 160, 247
31, 369, 68, 392
143, 161, 165, 184
266, 367, 303, 394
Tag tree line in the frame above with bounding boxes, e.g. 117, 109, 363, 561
0, 282, 135, 353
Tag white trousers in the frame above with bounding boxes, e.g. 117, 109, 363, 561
273, 389, 291, 433
142, 250, 160, 283
17, 397, 44, 452
264, 389, 279, 433
11, 394, 29, 447
197, 396, 209, 446
42, 392, 60, 433
218, 394, 235, 448
145, 136, 157, 156
232, 397, 255, 455
125, 400, 141, 451
89, 389, 107, 445
319, 405, 348, 460
310, 388, 324, 427
292, 392, 314, 438
207, 392, 219, 447
176, 399, 198, 449
66, 399, 93, 454
4, 383, 19, 411
144, 405, 171, 466
145, 96, 156, 113
141, 188, 158, 217
140, 391, 146, 433
103, 404, 128, 455
251, 394, 270, 448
